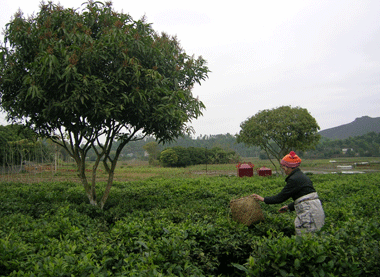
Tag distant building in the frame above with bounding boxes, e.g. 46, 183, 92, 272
342, 148, 353, 154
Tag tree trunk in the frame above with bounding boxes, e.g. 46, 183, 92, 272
264, 148, 282, 175
90, 155, 102, 206
100, 170, 114, 210
80, 175, 97, 206
76, 156, 97, 206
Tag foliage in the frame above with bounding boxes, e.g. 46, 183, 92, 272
237, 106, 321, 170
159, 146, 240, 167
307, 131, 380, 158
159, 148, 178, 167
101, 131, 380, 161
1, 129, 379, 179
143, 141, 159, 165
1, 173, 380, 276
0, 124, 53, 167
0, 1, 209, 208
116, 133, 260, 161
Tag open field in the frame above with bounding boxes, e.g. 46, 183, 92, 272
1, 157, 379, 184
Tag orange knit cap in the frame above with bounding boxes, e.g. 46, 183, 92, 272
280, 151, 302, 168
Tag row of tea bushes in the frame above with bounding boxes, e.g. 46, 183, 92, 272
1, 173, 380, 276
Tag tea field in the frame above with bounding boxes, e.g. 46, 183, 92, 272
1, 172, 380, 276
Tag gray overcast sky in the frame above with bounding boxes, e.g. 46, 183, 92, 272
1, 0, 379, 136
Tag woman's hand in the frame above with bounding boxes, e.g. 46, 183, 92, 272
278, 205, 288, 213
251, 194, 264, 202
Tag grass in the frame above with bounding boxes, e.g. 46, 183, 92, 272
1, 157, 379, 184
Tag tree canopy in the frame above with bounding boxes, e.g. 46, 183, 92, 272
0, 1, 209, 208
236, 106, 321, 171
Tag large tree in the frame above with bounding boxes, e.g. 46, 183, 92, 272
236, 106, 320, 173
0, 1, 209, 208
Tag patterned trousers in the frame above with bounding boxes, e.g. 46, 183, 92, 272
294, 192, 325, 236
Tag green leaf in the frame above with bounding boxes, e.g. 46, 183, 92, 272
135, 241, 148, 250
316, 255, 327, 263
231, 263, 247, 272
294, 258, 301, 269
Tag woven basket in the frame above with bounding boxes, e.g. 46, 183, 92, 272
230, 195, 265, 226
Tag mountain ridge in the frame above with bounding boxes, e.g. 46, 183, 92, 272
319, 116, 380, 140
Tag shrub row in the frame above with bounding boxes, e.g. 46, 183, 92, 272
1, 173, 380, 276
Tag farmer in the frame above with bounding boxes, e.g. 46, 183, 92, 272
251, 151, 325, 236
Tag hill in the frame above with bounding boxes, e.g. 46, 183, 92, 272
319, 116, 380, 140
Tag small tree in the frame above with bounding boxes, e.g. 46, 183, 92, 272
159, 148, 178, 167
0, 1, 209, 209
236, 106, 320, 173
143, 141, 160, 165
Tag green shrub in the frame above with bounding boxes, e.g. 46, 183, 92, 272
1, 173, 380, 276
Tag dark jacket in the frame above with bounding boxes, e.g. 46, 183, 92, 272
264, 168, 316, 211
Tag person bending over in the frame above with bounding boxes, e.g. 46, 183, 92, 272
252, 151, 325, 236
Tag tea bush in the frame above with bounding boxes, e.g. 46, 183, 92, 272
1, 173, 380, 276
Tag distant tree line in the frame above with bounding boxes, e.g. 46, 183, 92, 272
159, 146, 240, 167
303, 132, 380, 158
147, 132, 380, 164
1, 124, 379, 168
111, 133, 261, 161
0, 124, 56, 167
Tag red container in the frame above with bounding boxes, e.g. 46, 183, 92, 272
236, 162, 254, 177
258, 166, 272, 176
